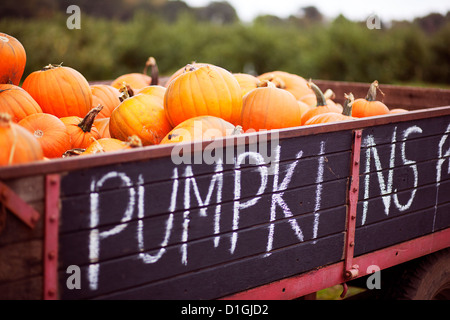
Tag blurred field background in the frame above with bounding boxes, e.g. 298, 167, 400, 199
1, 0, 449, 87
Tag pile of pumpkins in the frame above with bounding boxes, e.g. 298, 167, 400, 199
0, 32, 406, 167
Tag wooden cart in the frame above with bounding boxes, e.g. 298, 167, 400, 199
1, 80, 449, 300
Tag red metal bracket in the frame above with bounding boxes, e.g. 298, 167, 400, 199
344, 130, 363, 281
43, 174, 60, 300
0, 180, 40, 229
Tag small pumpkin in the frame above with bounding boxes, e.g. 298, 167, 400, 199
0, 33, 26, 85
352, 80, 390, 118
257, 71, 313, 100
60, 105, 103, 149
0, 84, 43, 122
18, 113, 71, 158
300, 81, 343, 125
304, 93, 355, 125
22, 63, 92, 118
241, 80, 302, 131
109, 88, 172, 146
0, 113, 44, 166
90, 84, 121, 118
389, 108, 408, 114
160, 116, 239, 144
82, 136, 142, 155
111, 57, 159, 90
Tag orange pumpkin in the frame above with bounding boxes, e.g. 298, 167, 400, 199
164, 62, 211, 88
60, 105, 103, 149
90, 84, 121, 118
160, 116, 238, 144
352, 80, 390, 118
0, 84, 43, 122
165, 64, 243, 127
257, 71, 313, 100
22, 64, 92, 118
135, 85, 166, 104
82, 136, 142, 155
111, 57, 158, 90
390, 108, 408, 114
304, 93, 355, 125
241, 80, 302, 131
0, 33, 26, 85
298, 100, 313, 118
109, 91, 172, 146
233, 73, 262, 97
18, 113, 71, 158
94, 117, 111, 138
300, 81, 343, 125
0, 113, 44, 166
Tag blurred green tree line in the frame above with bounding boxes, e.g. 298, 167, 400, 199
1, 0, 449, 86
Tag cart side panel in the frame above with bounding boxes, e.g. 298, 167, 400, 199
0, 176, 45, 300
58, 130, 353, 299
355, 114, 450, 256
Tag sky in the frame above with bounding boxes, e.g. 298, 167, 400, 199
183, 0, 450, 22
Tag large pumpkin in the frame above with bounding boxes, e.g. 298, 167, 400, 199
0, 33, 26, 85
0, 113, 43, 166
160, 115, 238, 144
352, 80, 390, 118
90, 84, 121, 118
164, 62, 211, 88
0, 84, 42, 122
257, 71, 313, 100
60, 105, 103, 149
109, 92, 172, 146
241, 80, 302, 131
300, 81, 343, 125
18, 113, 71, 158
22, 64, 92, 118
94, 117, 111, 138
111, 57, 159, 90
165, 64, 243, 127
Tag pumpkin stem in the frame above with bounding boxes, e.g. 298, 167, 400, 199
258, 80, 277, 88
126, 135, 143, 148
232, 125, 243, 135
342, 93, 354, 117
324, 89, 336, 100
365, 80, 385, 102
0, 113, 12, 127
42, 62, 63, 71
119, 83, 134, 102
78, 104, 103, 133
63, 148, 86, 157
307, 80, 327, 107
147, 57, 159, 86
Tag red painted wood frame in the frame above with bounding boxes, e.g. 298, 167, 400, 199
44, 174, 60, 300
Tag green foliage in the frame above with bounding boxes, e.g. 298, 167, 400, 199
1, 10, 449, 86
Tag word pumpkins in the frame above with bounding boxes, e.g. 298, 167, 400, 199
164, 64, 242, 127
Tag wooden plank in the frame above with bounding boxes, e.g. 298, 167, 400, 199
59, 204, 347, 268
0, 239, 42, 284
0, 276, 42, 300
59, 151, 350, 233
354, 207, 436, 255
61, 232, 345, 300
59, 130, 353, 198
